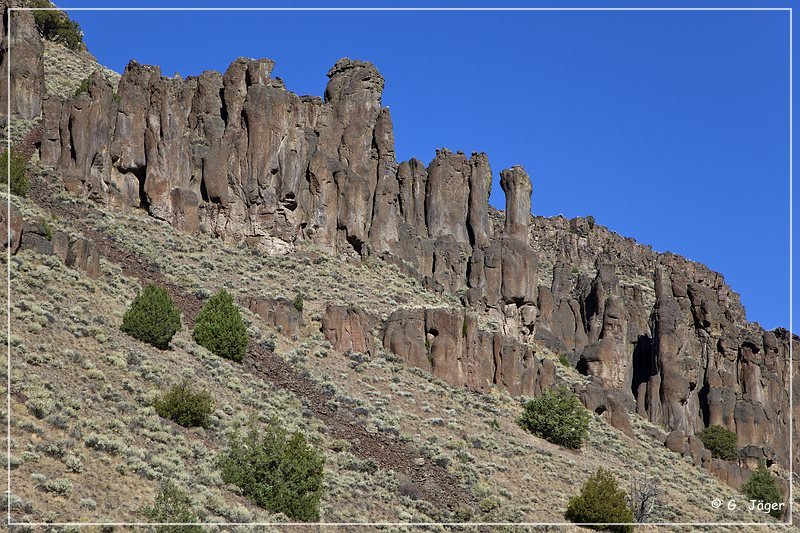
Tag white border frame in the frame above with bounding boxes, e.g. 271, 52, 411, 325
4, 4, 794, 529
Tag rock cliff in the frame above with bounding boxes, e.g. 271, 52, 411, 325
7, 6, 797, 489
1, 0, 44, 121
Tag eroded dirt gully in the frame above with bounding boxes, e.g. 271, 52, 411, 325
25, 154, 475, 517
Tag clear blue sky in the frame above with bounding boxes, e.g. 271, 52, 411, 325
57, 1, 794, 331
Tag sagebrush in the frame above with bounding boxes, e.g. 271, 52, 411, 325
154, 381, 215, 428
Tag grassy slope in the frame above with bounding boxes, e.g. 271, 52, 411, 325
1, 186, 783, 529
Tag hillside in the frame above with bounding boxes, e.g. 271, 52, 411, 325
1, 1, 796, 530
3, 182, 781, 526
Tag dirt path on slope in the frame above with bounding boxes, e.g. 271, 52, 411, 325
27, 173, 474, 517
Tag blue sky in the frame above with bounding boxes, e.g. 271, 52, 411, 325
56, 1, 793, 331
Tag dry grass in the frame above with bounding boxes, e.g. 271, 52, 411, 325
43, 41, 121, 101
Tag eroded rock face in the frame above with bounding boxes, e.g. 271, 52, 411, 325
42, 57, 542, 323
244, 296, 302, 335
381, 307, 555, 398
321, 304, 376, 356
13, 214, 100, 278
1, 2, 44, 119
531, 224, 798, 473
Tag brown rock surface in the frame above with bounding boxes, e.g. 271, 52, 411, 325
1, 2, 44, 119
245, 296, 302, 335
322, 304, 376, 356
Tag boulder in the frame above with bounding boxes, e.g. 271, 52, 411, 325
664, 430, 687, 455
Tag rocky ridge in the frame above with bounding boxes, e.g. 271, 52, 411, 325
4, 0, 797, 496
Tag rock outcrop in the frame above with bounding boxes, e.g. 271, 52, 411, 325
1, 202, 23, 253
1, 1, 44, 120
381, 307, 555, 397
6, 209, 100, 278
322, 304, 376, 357
41, 58, 540, 324
530, 215, 798, 473
244, 296, 302, 335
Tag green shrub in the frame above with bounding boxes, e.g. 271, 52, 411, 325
74, 77, 90, 97
142, 480, 203, 532
564, 468, 634, 532
193, 289, 248, 362
0, 148, 29, 197
31, 0, 84, 51
154, 382, 215, 428
697, 425, 738, 461
586, 215, 596, 230
518, 387, 589, 449
293, 292, 304, 313
559, 354, 571, 367
121, 284, 182, 349
219, 423, 324, 522
42, 218, 54, 241
742, 462, 784, 518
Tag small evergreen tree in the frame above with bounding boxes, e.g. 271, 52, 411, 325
121, 284, 182, 349
518, 387, 589, 449
293, 292, 304, 313
697, 425, 738, 461
193, 289, 248, 362
31, 0, 84, 51
742, 462, 784, 519
219, 423, 324, 522
565, 468, 634, 532
0, 148, 29, 197
142, 480, 203, 532
154, 382, 215, 428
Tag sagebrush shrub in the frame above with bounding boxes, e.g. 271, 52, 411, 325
565, 468, 634, 532
121, 284, 181, 349
143, 480, 203, 532
518, 387, 589, 449
193, 289, 248, 362
742, 462, 784, 518
219, 423, 324, 521
0, 148, 29, 197
697, 425, 738, 461
154, 382, 215, 428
